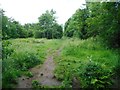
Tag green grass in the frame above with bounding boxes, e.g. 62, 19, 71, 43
54, 37, 119, 88
2, 37, 119, 88
2, 38, 63, 88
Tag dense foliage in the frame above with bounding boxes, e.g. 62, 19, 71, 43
37, 10, 63, 39
2, 9, 63, 40
64, 2, 120, 48
2, 10, 27, 39
1, 1, 120, 89
2, 38, 63, 88
54, 38, 119, 88
2, 40, 41, 88
64, 9, 88, 39
86, 2, 120, 48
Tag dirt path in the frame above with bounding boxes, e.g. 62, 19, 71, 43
17, 47, 62, 88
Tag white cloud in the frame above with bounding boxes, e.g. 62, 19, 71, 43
0, 0, 86, 25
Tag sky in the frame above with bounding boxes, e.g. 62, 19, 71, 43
0, 0, 86, 25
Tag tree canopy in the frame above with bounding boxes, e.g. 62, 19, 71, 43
64, 1, 120, 48
2, 2, 120, 48
2, 9, 63, 39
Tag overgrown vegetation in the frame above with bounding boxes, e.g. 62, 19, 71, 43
2, 38, 63, 88
2, 38, 120, 88
54, 38, 119, 88
1, 1, 120, 89
2, 9, 63, 40
2, 41, 41, 88
64, 2, 120, 48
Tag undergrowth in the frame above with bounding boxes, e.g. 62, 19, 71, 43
54, 37, 119, 88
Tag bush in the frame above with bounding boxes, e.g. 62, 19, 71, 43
12, 52, 41, 71
2, 68, 21, 88
32, 80, 40, 88
2, 51, 41, 88
25, 71, 33, 77
27, 30, 34, 37
81, 61, 113, 88
34, 30, 44, 38
2, 41, 14, 59
114, 55, 120, 77
2, 57, 21, 88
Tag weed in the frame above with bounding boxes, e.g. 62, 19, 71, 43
32, 80, 40, 88
25, 71, 33, 78
12, 52, 40, 71
54, 38, 119, 88
81, 61, 113, 88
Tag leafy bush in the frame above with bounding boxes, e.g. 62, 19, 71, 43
12, 52, 41, 71
2, 52, 41, 88
25, 71, 33, 77
2, 57, 21, 88
27, 30, 34, 37
114, 55, 120, 77
81, 61, 113, 88
32, 80, 40, 88
34, 30, 44, 38
2, 67, 21, 88
2, 41, 14, 59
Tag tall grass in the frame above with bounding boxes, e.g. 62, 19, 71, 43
2, 38, 119, 88
54, 37, 119, 88
2, 38, 63, 88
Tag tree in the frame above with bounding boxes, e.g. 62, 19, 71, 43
52, 23, 63, 39
2, 10, 28, 39
2, 10, 10, 39
64, 8, 88, 39
37, 9, 63, 39
85, 2, 120, 48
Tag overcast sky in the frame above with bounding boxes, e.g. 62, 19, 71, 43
0, 0, 86, 25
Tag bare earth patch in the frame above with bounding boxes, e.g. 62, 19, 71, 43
17, 47, 62, 88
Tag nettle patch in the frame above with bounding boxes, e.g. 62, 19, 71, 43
81, 61, 113, 88
12, 52, 41, 71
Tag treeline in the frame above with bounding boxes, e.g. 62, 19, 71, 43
64, 2, 120, 48
2, 1, 120, 48
2, 10, 27, 39
2, 9, 63, 39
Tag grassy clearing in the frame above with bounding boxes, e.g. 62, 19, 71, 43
2, 38, 63, 88
54, 38, 119, 88
2, 38, 119, 88
8, 38, 63, 60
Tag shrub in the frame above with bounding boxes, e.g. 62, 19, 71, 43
81, 61, 113, 88
27, 30, 33, 37
2, 68, 21, 88
34, 30, 44, 38
25, 71, 33, 77
2, 57, 21, 88
114, 55, 120, 77
12, 52, 41, 71
2, 41, 14, 59
32, 80, 40, 88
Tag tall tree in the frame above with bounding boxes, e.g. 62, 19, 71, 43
2, 10, 27, 39
64, 8, 88, 39
37, 9, 63, 39
86, 2, 120, 48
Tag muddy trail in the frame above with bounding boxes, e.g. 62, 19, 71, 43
17, 47, 63, 88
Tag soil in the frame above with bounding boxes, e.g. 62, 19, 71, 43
17, 47, 62, 88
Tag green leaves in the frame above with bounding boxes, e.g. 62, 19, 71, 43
2, 41, 14, 59
91, 79, 98, 84
13, 52, 41, 70
82, 61, 113, 88
64, 9, 87, 39
64, 2, 120, 48
86, 2, 120, 48
32, 80, 40, 88
37, 10, 63, 39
